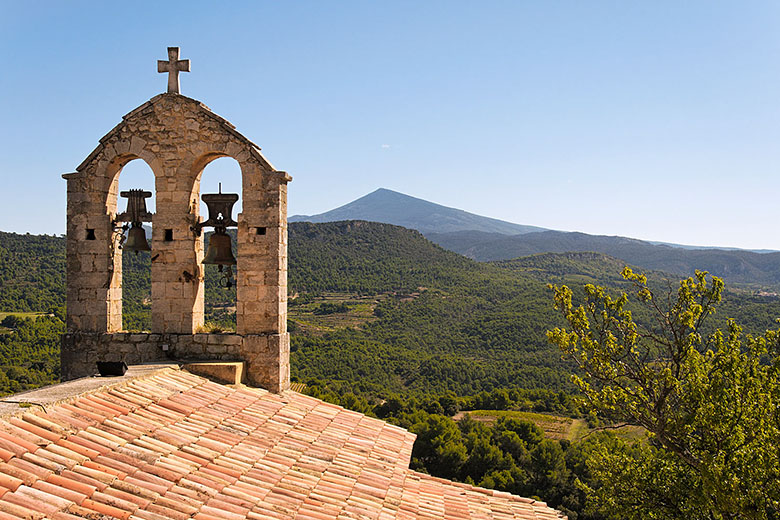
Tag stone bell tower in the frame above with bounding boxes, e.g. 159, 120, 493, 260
61, 47, 291, 392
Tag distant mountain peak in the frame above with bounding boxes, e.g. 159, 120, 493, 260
289, 188, 547, 236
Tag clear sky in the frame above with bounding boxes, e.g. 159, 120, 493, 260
2, 1, 780, 249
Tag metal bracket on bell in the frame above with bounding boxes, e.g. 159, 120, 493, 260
116, 189, 153, 224
192, 187, 238, 236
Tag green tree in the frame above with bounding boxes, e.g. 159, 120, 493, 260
409, 413, 467, 479
548, 269, 780, 520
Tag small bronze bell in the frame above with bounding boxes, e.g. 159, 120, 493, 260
196, 184, 239, 272
118, 189, 153, 254
124, 224, 151, 253
203, 232, 236, 266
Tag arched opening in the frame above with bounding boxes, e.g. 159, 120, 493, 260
116, 159, 156, 331
198, 156, 242, 332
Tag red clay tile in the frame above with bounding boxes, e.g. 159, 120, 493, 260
82, 497, 132, 520
94, 454, 138, 476
82, 460, 127, 479
0, 497, 48, 518
78, 397, 121, 418
90, 395, 131, 415
60, 403, 105, 424
32, 479, 87, 506
57, 438, 100, 460
3, 491, 60, 515
46, 473, 97, 497
129, 510, 171, 520
34, 448, 79, 470
103, 486, 151, 508
8, 458, 51, 480
193, 512, 231, 520
0, 369, 568, 520
0, 424, 47, 449
67, 434, 110, 456
0, 448, 15, 464
59, 469, 107, 492
156, 491, 201, 514
50, 512, 87, 520
46, 443, 89, 465
0, 463, 37, 487
8, 417, 60, 443
16, 484, 74, 510
137, 463, 181, 483
144, 502, 192, 520
125, 471, 173, 491
124, 475, 169, 496
47, 409, 93, 431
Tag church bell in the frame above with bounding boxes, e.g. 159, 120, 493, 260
203, 232, 236, 266
119, 189, 153, 254
124, 223, 151, 252
196, 186, 239, 271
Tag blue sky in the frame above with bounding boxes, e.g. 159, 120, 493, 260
2, 1, 780, 249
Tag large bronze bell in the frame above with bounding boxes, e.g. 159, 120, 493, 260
124, 223, 151, 253
203, 231, 236, 266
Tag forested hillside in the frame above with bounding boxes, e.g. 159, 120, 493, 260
0, 232, 65, 312
288, 226, 780, 395
430, 229, 780, 288
3, 224, 780, 518
2, 225, 780, 397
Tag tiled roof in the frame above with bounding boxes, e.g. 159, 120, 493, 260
0, 367, 565, 520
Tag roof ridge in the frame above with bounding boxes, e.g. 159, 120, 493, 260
0, 365, 182, 421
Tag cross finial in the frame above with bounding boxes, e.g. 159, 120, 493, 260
157, 47, 190, 94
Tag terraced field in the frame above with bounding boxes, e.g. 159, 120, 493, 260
457, 409, 646, 442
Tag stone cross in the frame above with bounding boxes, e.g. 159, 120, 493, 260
157, 47, 190, 94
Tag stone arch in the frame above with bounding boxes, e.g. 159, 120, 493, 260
113, 158, 157, 332
105, 154, 160, 215
195, 156, 243, 329
63, 92, 291, 389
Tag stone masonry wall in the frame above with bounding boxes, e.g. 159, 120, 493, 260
64, 93, 290, 336
61, 332, 290, 392
62, 93, 292, 393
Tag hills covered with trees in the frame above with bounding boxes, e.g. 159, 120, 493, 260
2, 223, 780, 518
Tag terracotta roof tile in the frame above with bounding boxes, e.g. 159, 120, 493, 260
0, 367, 565, 519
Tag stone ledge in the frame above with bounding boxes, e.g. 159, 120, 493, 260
182, 361, 244, 385
61, 332, 289, 392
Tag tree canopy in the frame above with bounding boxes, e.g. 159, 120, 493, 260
548, 268, 780, 520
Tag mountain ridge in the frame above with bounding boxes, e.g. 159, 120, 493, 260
290, 188, 547, 235
291, 189, 780, 288
292, 187, 776, 254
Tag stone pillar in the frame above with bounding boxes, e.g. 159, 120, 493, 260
63, 173, 122, 333
151, 174, 204, 334
233, 159, 289, 392
236, 162, 287, 335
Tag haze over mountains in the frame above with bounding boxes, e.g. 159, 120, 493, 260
291, 188, 780, 289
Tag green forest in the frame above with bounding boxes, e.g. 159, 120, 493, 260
1, 223, 779, 518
